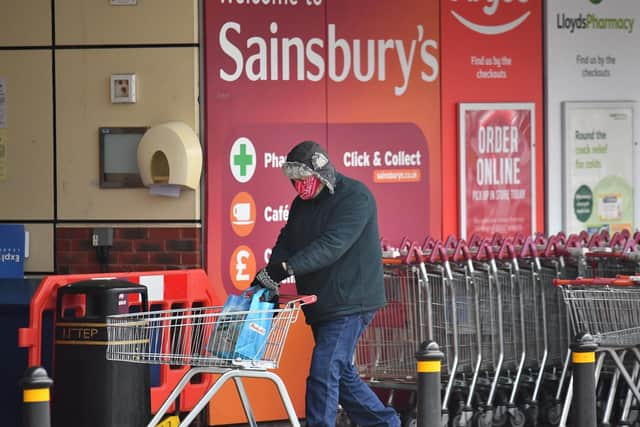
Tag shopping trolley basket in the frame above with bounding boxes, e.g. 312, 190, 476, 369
106, 293, 316, 427
554, 277, 640, 347
584, 248, 640, 278
554, 277, 640, 425
355, 254, 428, 382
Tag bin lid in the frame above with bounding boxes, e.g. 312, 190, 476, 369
63, 279, 141, 292
57, 279, 147, 318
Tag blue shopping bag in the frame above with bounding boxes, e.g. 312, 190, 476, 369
207, 286, 274, 360
235, 287, 275, 360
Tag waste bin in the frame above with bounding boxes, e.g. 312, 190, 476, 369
52, 279, 150, 427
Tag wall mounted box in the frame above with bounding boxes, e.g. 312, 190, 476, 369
99, 127, 148, 188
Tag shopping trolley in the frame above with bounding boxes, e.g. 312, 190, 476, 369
554, 277, 640, 426
584, 242, 640, 278
447, 241, 484, 427
535, 237, 574, 426
356, 244, 429, 382
354, 243, 431, 425
356, 242, 460, 426
106, 293, 316, 427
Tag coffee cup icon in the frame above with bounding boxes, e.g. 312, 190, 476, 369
232, 202, 252, 224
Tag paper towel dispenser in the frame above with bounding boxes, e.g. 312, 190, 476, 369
137, 121, 203, 191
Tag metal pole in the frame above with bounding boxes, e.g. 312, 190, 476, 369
571, 333, 597, 427
416, 341, 444, 427
20, 366, 53, 427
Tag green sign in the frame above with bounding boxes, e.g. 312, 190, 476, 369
574, 185, 593, 222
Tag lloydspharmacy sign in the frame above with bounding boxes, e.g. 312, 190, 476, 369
556, 0, 635, 34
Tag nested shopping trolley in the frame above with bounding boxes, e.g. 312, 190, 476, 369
106, 293, 316, 427
554, 276, 640, 426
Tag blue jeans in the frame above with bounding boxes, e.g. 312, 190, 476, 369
306, 311, 400, 427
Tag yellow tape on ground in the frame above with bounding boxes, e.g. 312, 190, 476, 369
23, 388, 50, 403
572, 352, 595, 364
156, 415, 180, 427
417, 360, 440, 373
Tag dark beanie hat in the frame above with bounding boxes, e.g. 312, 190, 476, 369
282, 141, 336, 193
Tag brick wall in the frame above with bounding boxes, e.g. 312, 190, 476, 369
56, 227, 202, 274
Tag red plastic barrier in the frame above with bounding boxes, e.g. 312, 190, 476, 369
17, 269, 223, 414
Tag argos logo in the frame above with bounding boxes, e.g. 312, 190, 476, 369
450, 0, 531, 35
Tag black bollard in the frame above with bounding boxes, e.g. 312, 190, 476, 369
416, 341, 444, 427
571, 333, 597, 427
20, 366, 53, 427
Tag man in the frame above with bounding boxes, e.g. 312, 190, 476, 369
251, 141, 400, 427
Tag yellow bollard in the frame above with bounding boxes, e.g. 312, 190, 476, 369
20, 366, 53, 427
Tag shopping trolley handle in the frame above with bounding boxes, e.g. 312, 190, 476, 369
622, 237, 638, 254
565, 233, 584, 249
399, 237, 412, 253
279, 294, 317, 306
609, 231, 628, 250
517, 236, 539, 259
422, 235, 436, 251
588, 230, 608, 249
427, 240, 449, 263
543, 235, 569, 258
554, 232, 567, 246
467, 233, 482, 250
474, 239, 495, 261
512, 232, 526, 246
553, 277, 637, 287
534, 231, 548, 246
584, 248, 615, 258
452, 239, 472, 262
490, 232, 504, 246
443, 234, 457, 251
497, 240, 517, 260
382, 241, 424, 265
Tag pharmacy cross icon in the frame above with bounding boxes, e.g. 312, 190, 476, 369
229, 137, 256, 183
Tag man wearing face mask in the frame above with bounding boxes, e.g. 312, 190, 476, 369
251, 141, 400, 427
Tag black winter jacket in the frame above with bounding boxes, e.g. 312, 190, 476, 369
269, 173, 386, 324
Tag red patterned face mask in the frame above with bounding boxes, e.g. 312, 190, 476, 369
294, 175, 322, 200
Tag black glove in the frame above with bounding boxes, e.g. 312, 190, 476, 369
252, 263, 289, 295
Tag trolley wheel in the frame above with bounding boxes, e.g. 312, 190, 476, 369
524, 404, 538, 427
492, 406, 508, 427
453, 411, 473, 427
628, 409, 640, 425
507, 408, 525, 427
545, 402, 562, 426
401, 409, 417, 427
473, 410, 493, 427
